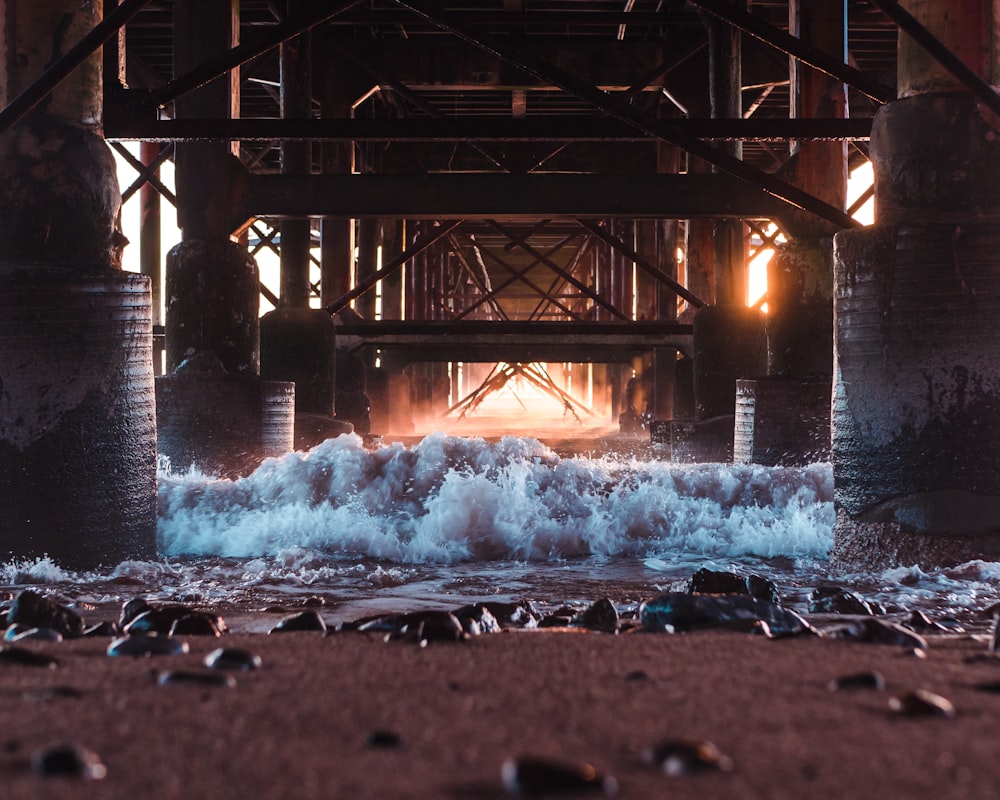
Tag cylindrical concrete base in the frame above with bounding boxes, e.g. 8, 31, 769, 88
733, 378, 831, 467
156, 374, 294, 478
0, 267, 157, 568
692, 304, 767, 419
165, 240, 260, 374
832, 222, 1000, 567
260, 307, 336, 415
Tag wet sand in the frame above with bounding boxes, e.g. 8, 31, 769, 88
2, 625, 998, 799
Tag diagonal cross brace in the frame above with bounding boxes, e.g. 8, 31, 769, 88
390, 0, 859, 231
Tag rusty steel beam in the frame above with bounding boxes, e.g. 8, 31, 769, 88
869, 0, 1000, 118
688, 0, 895, 104
105, 114, 873, 142
576, 219, 706, 308
242, 172, 791, 221
0, 0, 153, 137
389, 0, 859, 230
486, 220, 629, 321
325, 220, 463, 315
150, 0, 364, 108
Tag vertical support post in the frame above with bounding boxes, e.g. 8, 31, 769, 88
139, 140, 163, 375
279, 1, 313, 309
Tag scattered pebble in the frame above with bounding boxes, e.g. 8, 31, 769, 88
688, 567, 779, 603
83, 621, 119, 638
170, 613, 224, 637
453, 604, 502, 635
157, 670, 236, 688
827, 618, 927, 650
827, 670, 886, 692
501, 755, 618, 796
7, 627, 63, 643
808, 586, 880, 615
106, 635, 190, 658
366, 729, 403, 748
31, 742, 106, 780
8, 590, 84, 638
643, 739, 734, 776
204, 647, 263, 671
0, 646, 59, 668
269, 610, 327, 634
889, 689, 955, 718
578, 598, 619, 633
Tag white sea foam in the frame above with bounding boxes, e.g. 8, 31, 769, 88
157, 432, 836, 564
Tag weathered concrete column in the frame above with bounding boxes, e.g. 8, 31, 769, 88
159, 1, 294, 476
0, 0, 157, 567
831, 0, 1000, 567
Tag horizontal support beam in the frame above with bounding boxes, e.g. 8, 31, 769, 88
335, 320, 693, 364
106, 115, 872, 143
242, 173, 792, 221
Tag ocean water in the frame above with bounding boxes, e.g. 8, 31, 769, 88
4, 432, 1000, 629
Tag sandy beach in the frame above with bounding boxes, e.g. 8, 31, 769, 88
2, 619, 998, 800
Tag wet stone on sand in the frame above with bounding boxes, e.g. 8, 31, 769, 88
643, 739, 734, 776
808, 586, 881, 616
688, 567, 779, 604
269, 610, 327, 634
501, 755, 618, 796
8, 590, 84, 638
827, 670, 886, 692
106, 635, 190, 657
0, 646, 59, 668
157, 670, 236, 688
889, 689, 955, 718
204, 647, 263, 671
31, 742, 107, 780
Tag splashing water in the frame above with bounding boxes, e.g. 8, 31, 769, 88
3, 433, 1000, 623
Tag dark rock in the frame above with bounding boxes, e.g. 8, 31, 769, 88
83, 621, 119, 637
639, 592, 816, 637
827, 670, 886, 692
156, 670, 236, 688
501, 755, 618, 796
170, 613, 224, 637
366, 730, 403, 748
453, 604, 502, 635
23, 686, 85, 701
826, 618, 927, 650
7, 590, 83, 638
889, 689, 955, 718
577, 598, 619, 633
31, 742, 106, 780
643, 739, 734, 776
989, 615, 1000, 651
119, 598, 153, 629
538, 614, 575, 628
389, 611, 466, 644
0, 646, 59, 668
7, 627, 63, 643
974, 680, 1000, 693
624, 670, 649, 682
480, 601, 540, 629
106, 635, 190, 657
125, 606, 226, 637
204, 647, 263, 671
269, 610, 327, 634
688, 568, 779, 603
907, 610, 955, 633
808, 586, 880, 615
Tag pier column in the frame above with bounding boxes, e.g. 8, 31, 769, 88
158, 1, 294, 477
831, 0, 1000, 567
0, 0, 157, 567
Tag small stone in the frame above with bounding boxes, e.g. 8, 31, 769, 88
501, 756, 618, 796
827, 670, 886, 692
481, 601, 540, 629
119, 598, 153, 629
989, 615, 1000, 652
31, 742, 106, 780
889, 689, 955, 718
643, 739, 734, 776
577, 598, 619, 633
973, 680, 1000, 693
808, 586, 879, 615
204, 647, 263, 671
688, 568, 779, 603
157, 670, 236, 688
8, 627, 63, 643
453, 604, 502, 635
366, 729, 403, 748
0, 646, 58, 668
170, 613, 223, 637
106, 635, 190, 658
7, 590, 83, 638
827, 618, 927, 650
83, 621, 119, 637
906, 610, 957, 633
269, 610, 327, 634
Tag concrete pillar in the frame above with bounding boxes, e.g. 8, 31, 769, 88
381, 219, 405, 320
831, 0, 1000, 567
279, 6, 313, 310
159, 1, 294, 475
0, 0, 157, 567
139, 142, 164, 376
